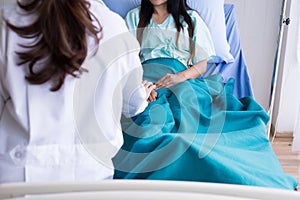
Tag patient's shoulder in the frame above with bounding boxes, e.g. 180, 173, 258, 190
125, 6, 141, 19
187, 10, 204, 21
125, 6, 141, 30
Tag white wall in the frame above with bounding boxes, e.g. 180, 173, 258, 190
226, 0, 300, 133
225, 0, 282, 110
274, 0, 300, 132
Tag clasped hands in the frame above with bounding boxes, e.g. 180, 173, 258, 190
143, 73, 187, 102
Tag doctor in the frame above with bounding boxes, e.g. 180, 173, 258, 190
0, 0, 155, 183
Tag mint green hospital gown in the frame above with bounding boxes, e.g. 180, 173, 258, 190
125, 7, 216, 67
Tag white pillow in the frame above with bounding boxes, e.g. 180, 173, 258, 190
102, 0, 234, 63
186, 0, 234, 63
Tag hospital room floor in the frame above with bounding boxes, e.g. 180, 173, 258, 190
271, 135, 300, 191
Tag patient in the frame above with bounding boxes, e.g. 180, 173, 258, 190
0, 0, 155, 183
126, 0, 215, 101
112, 0, 298, 190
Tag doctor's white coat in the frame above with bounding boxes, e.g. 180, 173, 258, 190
0, 0, 148, 183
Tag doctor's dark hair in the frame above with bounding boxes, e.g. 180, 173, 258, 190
5, 0, 102, 91
137, 0, 195, 65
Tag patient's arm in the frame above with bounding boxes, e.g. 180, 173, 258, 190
155, 59, 207, 89
180, 59, 207, 79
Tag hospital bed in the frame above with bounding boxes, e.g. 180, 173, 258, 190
104, 1, 298, 190
214, 4, 253, 98
0, 180, 300, 200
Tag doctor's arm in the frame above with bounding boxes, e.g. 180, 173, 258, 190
121, 47, 157, 118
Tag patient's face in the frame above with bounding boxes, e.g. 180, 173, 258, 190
149, 0, 168, 7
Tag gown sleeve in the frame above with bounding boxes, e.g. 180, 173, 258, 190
190, 10, 216, 65
124, 7, 141, 36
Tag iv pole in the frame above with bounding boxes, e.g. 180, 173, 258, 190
267, 0, 290, 141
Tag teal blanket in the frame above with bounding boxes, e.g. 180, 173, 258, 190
113, 58, 298, 190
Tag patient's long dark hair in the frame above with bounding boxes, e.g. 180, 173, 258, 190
138, 0, 195, 65
5, 0, 102, 91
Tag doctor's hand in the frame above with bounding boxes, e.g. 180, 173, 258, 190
143, 80, 157, 102
148, 90, 158, 102
155, 73, 187, 89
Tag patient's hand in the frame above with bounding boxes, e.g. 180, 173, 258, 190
155, 73, 187, 89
